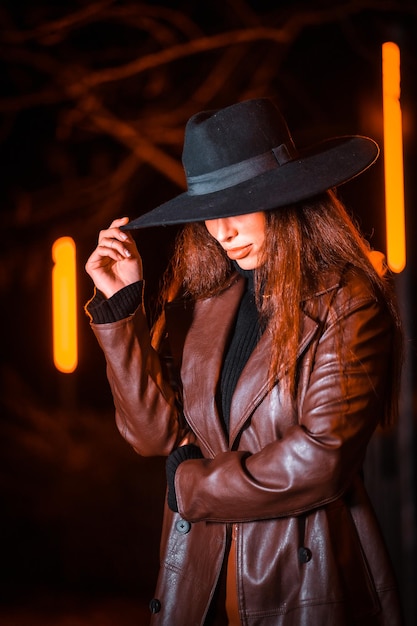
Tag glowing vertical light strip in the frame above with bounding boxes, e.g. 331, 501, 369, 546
52, 237, 78, 373
382, 41, 406, 273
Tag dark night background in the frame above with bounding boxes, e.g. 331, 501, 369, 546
0, 1, 416, 624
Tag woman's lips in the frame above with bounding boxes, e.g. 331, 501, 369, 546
225, 244, 252, 260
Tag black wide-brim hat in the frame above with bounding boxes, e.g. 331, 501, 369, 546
122, 97, 379, 230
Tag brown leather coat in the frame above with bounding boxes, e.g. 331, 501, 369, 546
91, 267, 403, 625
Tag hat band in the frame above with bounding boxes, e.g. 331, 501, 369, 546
187, 143, 296, 196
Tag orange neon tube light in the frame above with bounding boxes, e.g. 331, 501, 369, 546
382, 41, 406, 273
52, 237, 78, 373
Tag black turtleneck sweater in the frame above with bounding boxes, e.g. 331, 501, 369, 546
218, 265, 262, 434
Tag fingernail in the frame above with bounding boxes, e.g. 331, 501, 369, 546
124, 249, 131, 257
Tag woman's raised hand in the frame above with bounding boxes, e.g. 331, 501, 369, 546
85, 217, 143, 299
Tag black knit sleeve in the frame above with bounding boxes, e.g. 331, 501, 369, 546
84, 281, 144, 324
166, 444, 204, 512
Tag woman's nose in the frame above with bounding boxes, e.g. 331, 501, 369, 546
210, 218, 238, 243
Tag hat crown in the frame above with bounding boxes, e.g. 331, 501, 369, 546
182, 98, 295, 178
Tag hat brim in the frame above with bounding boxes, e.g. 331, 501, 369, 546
122, 136, 379, 230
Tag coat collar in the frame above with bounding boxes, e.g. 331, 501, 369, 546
171, 271, 342, 453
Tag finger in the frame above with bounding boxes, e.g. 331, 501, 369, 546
98, 218, 132, 246
109, 216, 130, 228
98, 230, 126, 249
98, 236, 132, 259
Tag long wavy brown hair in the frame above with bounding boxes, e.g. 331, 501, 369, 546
152, 190, 402, 426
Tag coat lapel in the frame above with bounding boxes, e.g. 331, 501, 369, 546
228, 312, 319, 446
177, 270, 340, 454
180, 275, 245, 455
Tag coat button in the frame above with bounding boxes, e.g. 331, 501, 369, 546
149, 598, 161, 614
298, 546, 312, 563
175, 518, 191, 534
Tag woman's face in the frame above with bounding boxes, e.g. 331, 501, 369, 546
205, 212, 266, 270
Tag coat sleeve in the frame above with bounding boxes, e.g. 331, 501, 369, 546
91, 301, 184, 457
175, 277, 395, 522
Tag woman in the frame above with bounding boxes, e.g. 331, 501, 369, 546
85, 98, 403, 625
